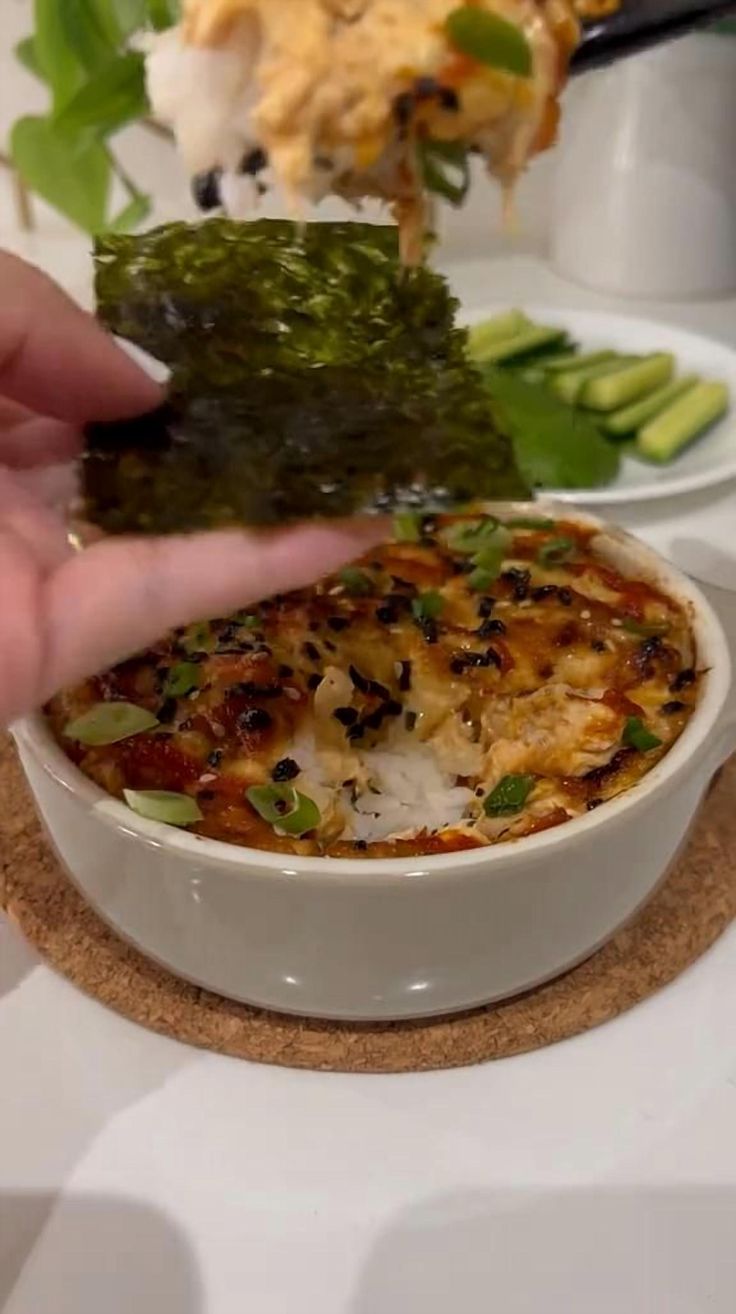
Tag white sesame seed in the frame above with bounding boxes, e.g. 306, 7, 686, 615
284, 687, 301, 701
198, 772, 217, 784
581, 609, 591, 620
612, 618, 623, 627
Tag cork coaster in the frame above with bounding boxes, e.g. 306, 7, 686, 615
1, 736, 734, 1073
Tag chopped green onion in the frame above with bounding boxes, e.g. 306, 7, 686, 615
468, 566, 496, 592
418, 140, 471, 207
123, 789, 203, 827
64, 702, 159, 746
536, 535, 576, 567
233, 612, 261, 630
339, 566, 374, 596
181, 621, 215, 654
446, 6, 533, 77
163, 661, 201, 699
622, 619, 670, 638
623, 717, 662, 752
394, 510, 422, 543
505, 516, 556, 530
483, 773, 535, 817
442, 516, 500, 554
471, 535, 509, 575
411, 590, 444, 621
246, 783, 321, 837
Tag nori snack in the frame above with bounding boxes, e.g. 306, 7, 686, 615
83, 218, 527, 532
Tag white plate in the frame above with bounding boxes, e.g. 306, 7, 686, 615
460, 306, 736, 505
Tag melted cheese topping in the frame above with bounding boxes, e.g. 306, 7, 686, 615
48, 514, 700, 859
146, 0, 579, 262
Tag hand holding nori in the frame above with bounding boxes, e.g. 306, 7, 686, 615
83, 219, 527, 532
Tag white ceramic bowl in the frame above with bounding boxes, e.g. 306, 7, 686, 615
12, 508, 736, 1021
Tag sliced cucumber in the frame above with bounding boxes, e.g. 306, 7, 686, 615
581, 353, 674, 413
637, 381, 729, 463
467, 310, 531, 359
602, 375, 698, 437
476, 325, 569, 365
540, 349, 617, 375
551, 355, 637, 406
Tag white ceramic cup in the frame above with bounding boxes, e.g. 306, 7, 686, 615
551, 35, 736, 299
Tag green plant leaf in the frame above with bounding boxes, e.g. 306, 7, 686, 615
11, 115, 111, 233
54, 52, 148, 137
60, 0, 119, 74
34, 0, 87, 111
15, 35, 46, 81
148, 0, 181, 31
106, 191, 152, 232
112, 0, 150, 37
418, 140, 470, 207
446, 5, 532, 77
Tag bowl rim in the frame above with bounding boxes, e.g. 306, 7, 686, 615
13, 503, 733, 883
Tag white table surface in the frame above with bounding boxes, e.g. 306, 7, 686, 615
3, 248, 736, 1314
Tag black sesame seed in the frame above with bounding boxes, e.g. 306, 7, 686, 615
376, 604, 399, 625
307, 673, 322, 691
478, 597, 495, 619
368, 679, 391, 700
558, 587, 573, 606
272, 757, 300, 782
670, 668, 695, 692
485, 647, 502, 669
439, 86, 460, 111
349, 664, 371, 694
450, 656, 466, 675
661, 700, 686, 715
476, 617, 506, 638
503, 568, 531, 601
640, 636, 664, 660
328, 616, 350, 632
591, 640, 607, 653
237, 707, 272, 732
586, 797, 604, 811
531, 585, 558, 602
278, 664, 294, 679
303, 641, 321, 662
207, 749, 223, 768
384, 699, 403, 717
240, 146, 267, 175
158, 697, 177, 723
420, 618, 438, 644
333, 706, 358, 727
192, 167, 222, 211
347, 723, 365, 741
405, 710, 417, 732
398, 660, 412, 692
354, 839, 368, 851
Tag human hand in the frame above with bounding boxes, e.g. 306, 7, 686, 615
0, 253, 385, 727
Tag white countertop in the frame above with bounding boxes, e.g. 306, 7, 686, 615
3, 248, 736, 1313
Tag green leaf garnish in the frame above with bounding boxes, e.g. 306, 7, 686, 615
623, 717, 662, 752
11, 115, 111, 234
412, 590, 445, 621
483, 773, 535, 817
181, 621, 215, 654
471, 532, 509, 575
54, 51, 147, 137
339, 567, 374, 596
123, 789, 203, 827
233, 611, 261, 630
163, 661, 201, 699
446, 6, 533, 77
506, 516, 556, 530
246, 784, 321, 837
442, 516, 500, 554
622, 619, 670, 638
418, 140, 471, 207
394, 510, 422, 543
64, 701, 158, 746
537, 536, 576, 567
468, 567, 496, 592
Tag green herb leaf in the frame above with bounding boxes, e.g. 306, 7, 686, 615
468, 566, 495, 592
483, 773, 535, 817
446, 6, 532, 77
471, 531, 509, 576
111, 0, 150, 37
394, 510, 422, 543
59, 0, 119, 76
11, 115, 110, 233
34, 0, 87, 111
339, 567, 374, 596
442, 516, 500, 554
55, 52, 148, 137
123, 788, 203, 826
64, 700, 158, 745
482, 367, 620, 491
246, 784, 321, 837
537, 535, 576, 567
106, 191, 152, 233
15, 36, 46, 81
622, 619, 670, 638
163, 661, 201, 699
412, 590, 444, 621
623, 717, 662, 752
147, 0, 181, 31
418, 140, 470, 207
180, 621, 215, 654
505, 516, 556, 530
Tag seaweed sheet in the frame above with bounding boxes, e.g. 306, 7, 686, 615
84, 219, 527, 532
